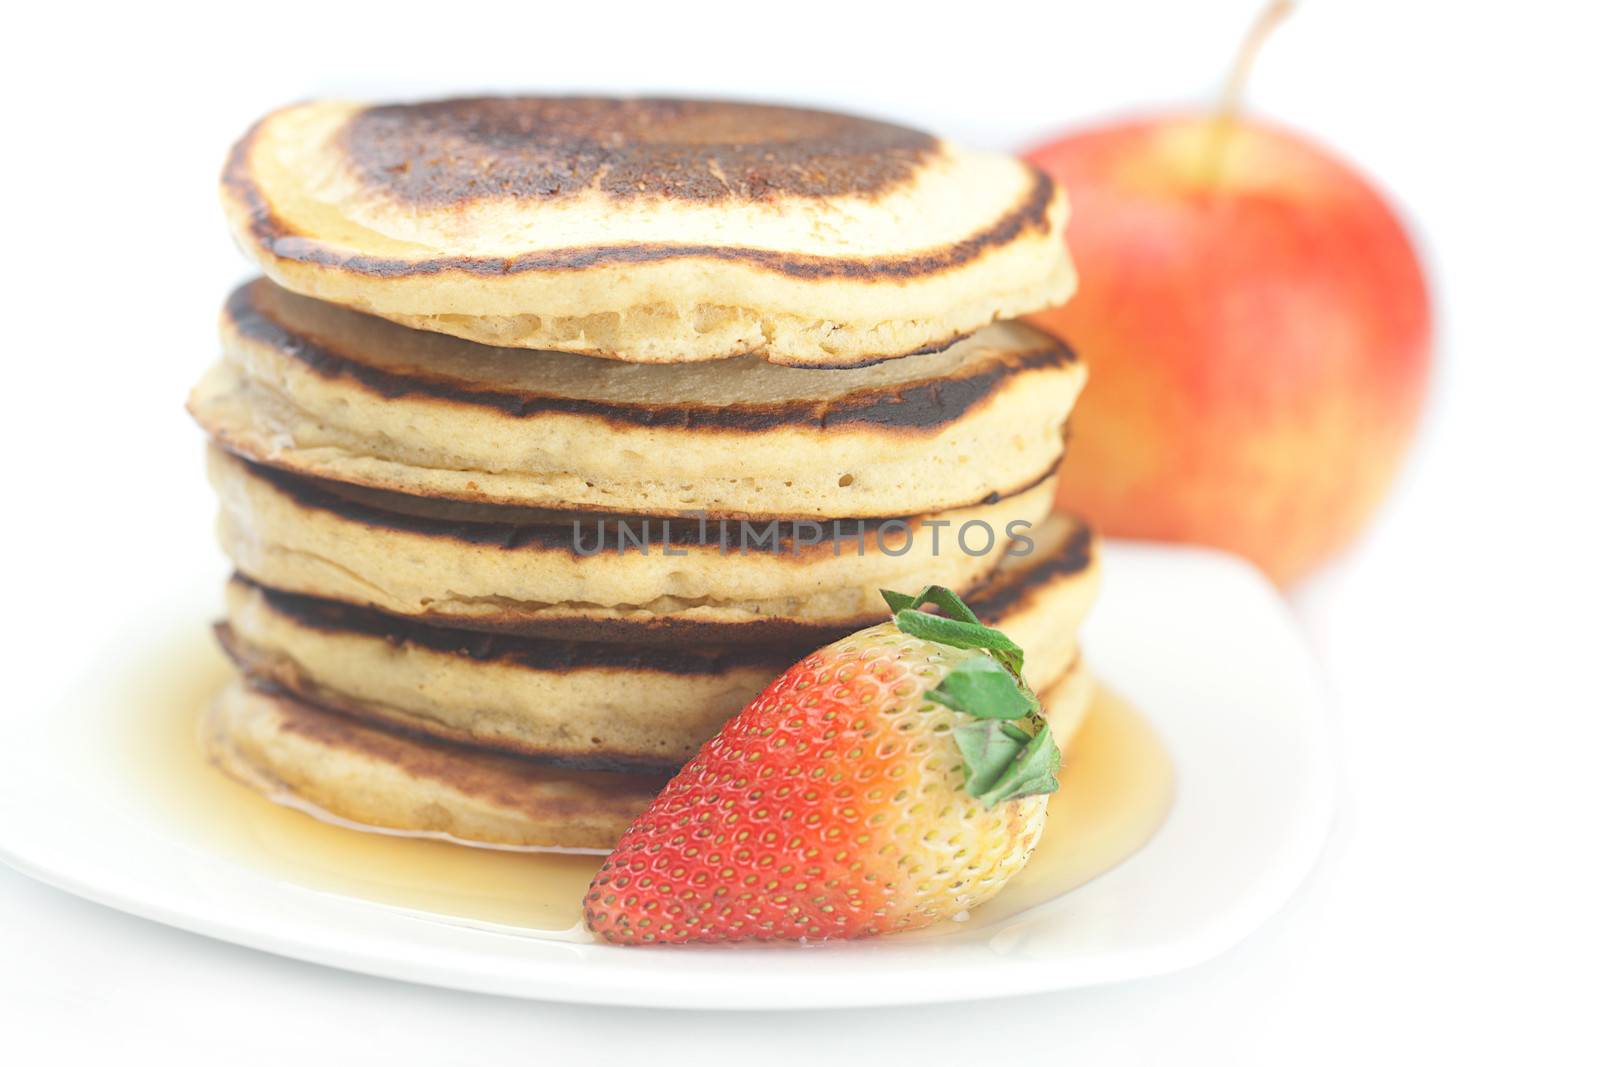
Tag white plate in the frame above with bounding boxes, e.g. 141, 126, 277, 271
0, 543, 1333, 1009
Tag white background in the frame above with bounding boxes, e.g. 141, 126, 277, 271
3, 0, 1597, 1061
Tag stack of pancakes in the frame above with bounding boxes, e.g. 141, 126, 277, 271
189, 97, 1098, 850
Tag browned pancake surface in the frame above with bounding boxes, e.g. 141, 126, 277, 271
341, 97, 936, 207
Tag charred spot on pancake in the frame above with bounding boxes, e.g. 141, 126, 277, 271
340, 97, 938, 206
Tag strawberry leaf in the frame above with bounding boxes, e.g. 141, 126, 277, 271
974, 721, 1062, 808
879, 585, 983, 626
927, 656, 1039, 719
890, 610, 1026, 676
953, 721, 1026, 795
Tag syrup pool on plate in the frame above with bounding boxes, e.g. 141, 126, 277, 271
126, 634, 1174, 939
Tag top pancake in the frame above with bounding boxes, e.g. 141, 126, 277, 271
221, 97, 1075, 366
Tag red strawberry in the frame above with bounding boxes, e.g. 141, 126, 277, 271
583, 586, 1060, 945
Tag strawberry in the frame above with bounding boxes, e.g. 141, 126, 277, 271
583, 586, 1061, 945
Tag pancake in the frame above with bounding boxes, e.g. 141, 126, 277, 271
204, 666, 1095, 852
220, 97, 1075, 367
215, 516, 1098, 770
205, 677, 668, 850
207, 445, 1058, 643
189, 279, 1085, 518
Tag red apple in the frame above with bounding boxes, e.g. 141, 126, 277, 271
1025, 115, 1431, 585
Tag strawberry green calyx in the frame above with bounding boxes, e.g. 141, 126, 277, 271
953, 716, 1061, 807
881, 586, 1026, 675
881, 584, 985, 625
929, 656, 1040, 719
879, 586, 1062, 808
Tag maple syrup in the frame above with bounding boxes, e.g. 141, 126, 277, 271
128, 634, 1173, 939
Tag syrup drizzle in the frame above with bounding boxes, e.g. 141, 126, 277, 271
127, 637, 1172, 940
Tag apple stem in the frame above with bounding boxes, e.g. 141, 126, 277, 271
1203, 0, 1295, 184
